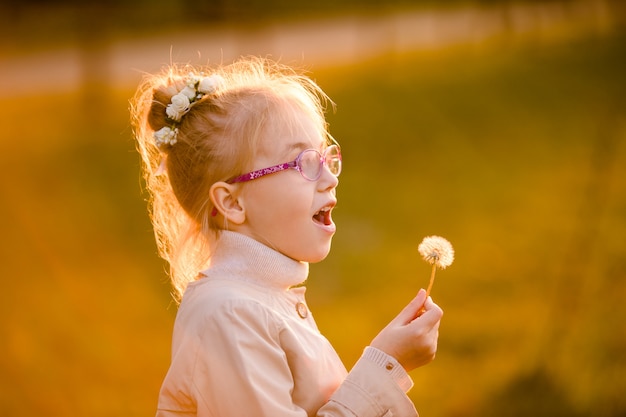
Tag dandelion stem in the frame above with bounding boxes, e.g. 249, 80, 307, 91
419, 263, 438, 314
425, 263, 437, 299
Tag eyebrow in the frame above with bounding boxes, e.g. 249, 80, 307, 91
288, 141, 311, 151
282, 141, 312, 160
287, 139, 325, 154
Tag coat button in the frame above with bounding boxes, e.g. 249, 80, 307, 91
385, 362, 394, 371
296, 302, 308, 319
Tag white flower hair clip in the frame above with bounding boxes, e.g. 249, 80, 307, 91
418, 235, 454, 301
153, 126, 179, 148
153, 72, 224, 150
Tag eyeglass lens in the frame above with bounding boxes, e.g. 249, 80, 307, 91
298, 145, 341, 180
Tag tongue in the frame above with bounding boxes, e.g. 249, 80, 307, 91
314, 211, 330, 225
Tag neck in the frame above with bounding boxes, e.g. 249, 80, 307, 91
200, 231, 309, 290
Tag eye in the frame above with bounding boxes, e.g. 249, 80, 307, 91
324, 145, 342, 176
298, 150, 322, 180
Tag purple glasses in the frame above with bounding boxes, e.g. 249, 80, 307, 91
228, 144, 342, 184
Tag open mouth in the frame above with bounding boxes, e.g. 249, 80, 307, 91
313, 207, 333, 226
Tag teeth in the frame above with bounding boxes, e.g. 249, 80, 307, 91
314, 207, 331, 225
315, 207, 328, 216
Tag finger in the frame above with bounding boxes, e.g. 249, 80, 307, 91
415, 298, 444, 327
423, 296, 443, 316
393, 289, 427, 325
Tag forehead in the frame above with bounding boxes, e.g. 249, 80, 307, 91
261, 99, 327, 155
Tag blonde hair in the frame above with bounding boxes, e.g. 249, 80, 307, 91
130, 57, 334, 302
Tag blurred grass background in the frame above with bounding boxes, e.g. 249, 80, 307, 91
1, 0, 625, 416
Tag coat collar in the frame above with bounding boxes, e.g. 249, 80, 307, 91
199, 231, 309, 290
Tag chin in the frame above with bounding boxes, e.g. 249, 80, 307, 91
284, 233, 334, 263
304, 242, 333, 263
306, 253, 329, 264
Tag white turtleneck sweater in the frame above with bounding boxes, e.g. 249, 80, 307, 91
156, 231, 417, 417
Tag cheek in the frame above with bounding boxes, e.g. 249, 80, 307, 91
274, 188, 314, 222
245, 179, 313, 222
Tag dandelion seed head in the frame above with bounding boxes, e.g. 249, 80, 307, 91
418, 235, 455, 269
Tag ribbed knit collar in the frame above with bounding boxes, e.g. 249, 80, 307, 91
199, 231, 309, 290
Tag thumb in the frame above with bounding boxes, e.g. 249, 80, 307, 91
394, 289, 427, 325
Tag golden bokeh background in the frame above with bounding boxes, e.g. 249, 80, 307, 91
1, 0, 625, 416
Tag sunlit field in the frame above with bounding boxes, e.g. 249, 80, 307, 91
1, 19, 624, 417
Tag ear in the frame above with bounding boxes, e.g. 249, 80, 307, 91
209, 181, 246, 225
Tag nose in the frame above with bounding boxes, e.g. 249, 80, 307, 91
318, 163, 339, 191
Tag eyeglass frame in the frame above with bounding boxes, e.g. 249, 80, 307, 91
227, 144, 342, 184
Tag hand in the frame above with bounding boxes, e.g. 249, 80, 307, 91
370, 289, 443, 372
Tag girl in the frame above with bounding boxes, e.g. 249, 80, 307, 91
130, 57, 443, 417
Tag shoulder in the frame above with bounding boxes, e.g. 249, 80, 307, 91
176, 278, 284, 335
182, 277, 272, 310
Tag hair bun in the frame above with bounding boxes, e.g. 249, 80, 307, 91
148, 73, 224, 151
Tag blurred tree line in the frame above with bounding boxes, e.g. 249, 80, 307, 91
1, 0, 574, 48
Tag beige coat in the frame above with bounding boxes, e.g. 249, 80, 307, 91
156, 232, 418, 417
